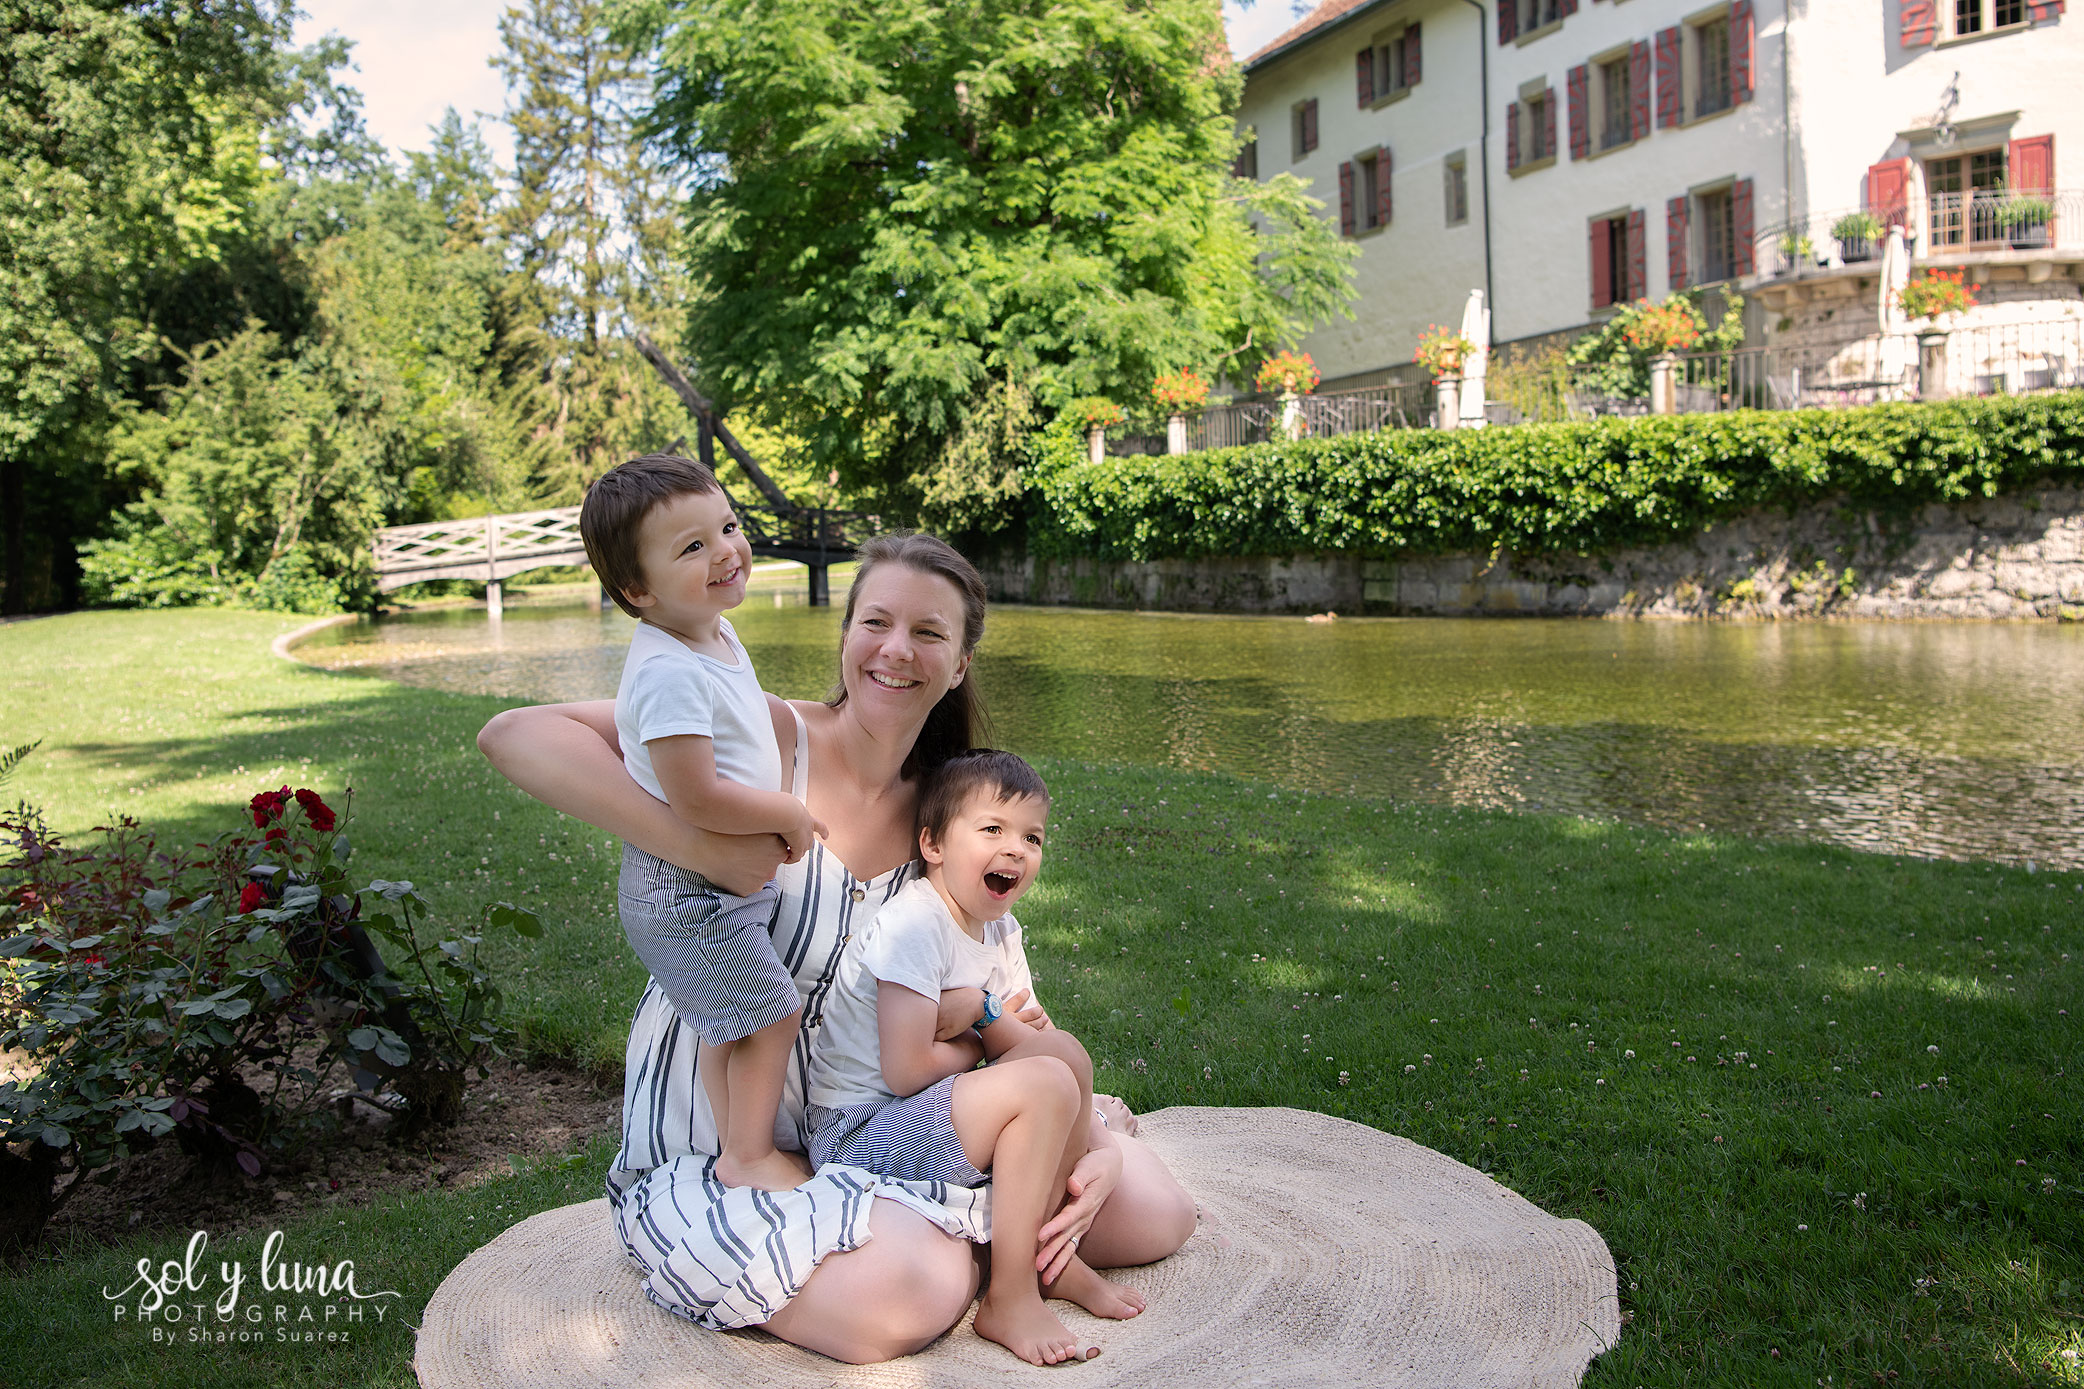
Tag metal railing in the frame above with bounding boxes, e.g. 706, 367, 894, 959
1665, 320, 2084, 413
1944, 319, 2084, 396
1749, 190, 2082, 280
1104, 380, 1436, 456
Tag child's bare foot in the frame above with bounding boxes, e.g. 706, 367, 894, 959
975, 1292, 1085, 1365
1045, 1256, 1145, 1319
714, 1149, 812, 1191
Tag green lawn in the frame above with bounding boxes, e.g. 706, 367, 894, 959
2, 608, 2079, 1387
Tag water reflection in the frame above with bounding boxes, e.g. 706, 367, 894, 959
298, 602, 2084, 868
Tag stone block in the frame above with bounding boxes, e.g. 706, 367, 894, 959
1923, 568, 1991, 598
1993, 564, 2059, 600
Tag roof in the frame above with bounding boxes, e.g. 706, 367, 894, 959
1243, 0, 1399, 72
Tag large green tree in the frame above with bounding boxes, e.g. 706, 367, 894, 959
625, 0, 1356, 516
0, 0, 294, 611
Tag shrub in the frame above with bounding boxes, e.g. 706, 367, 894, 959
1027, 391, 2084, 563
1567, 289, 1746, 399
0, 786, 540, 1248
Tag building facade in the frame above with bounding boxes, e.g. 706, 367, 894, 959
1236, 0, 2079, 388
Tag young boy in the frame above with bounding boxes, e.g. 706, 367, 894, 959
580, 454, 824, 1192
804, 750, 1145, 1365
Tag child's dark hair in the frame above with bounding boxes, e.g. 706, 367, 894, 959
917, 749, 1049, 847
579, 454, 721, 618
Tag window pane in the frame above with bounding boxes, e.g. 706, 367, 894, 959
1696, 19, 1732, 117
1700, 189, 1735, 282
1956, 0, 1983, 33
1602, 59, 1630, 147
1995, 0, 2024, 23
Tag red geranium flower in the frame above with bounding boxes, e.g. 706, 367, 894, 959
294, 788, 336, 833
238, 881, 267, 914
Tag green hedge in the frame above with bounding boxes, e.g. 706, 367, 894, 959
1028, 392, 2084, 561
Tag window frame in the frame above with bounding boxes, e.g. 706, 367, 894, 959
1589, 211, 1632, 311
1370, 29, 1413, 105
1291, 98, 1319, 162
1690, 11, 1733, 121
1596, 50, 1634, 152
1945, 0, 2029, 39
1356, 149, 1387, 234
1444, 152, 1469, 225
1693, 181, 1738, 285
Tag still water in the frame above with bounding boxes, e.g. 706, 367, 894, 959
299, 596, 2084, 868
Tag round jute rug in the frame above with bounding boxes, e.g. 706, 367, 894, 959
415, 1105, 1621, 1388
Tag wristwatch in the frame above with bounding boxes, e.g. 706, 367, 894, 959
974, 990, 1003, 1032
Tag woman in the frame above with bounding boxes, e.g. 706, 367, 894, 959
478, 533, 1196, 1363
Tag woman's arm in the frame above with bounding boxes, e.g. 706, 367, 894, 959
477, 701, 786, 895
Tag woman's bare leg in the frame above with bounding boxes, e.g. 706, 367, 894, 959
760, 1200, 980, 1364
1069, 1132, 1198, 1270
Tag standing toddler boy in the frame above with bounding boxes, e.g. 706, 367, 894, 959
580, 454, 823, 1192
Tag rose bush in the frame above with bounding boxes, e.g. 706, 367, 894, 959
0, 784, 539, 1249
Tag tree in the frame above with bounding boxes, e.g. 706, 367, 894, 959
627, 0, 1356, 517
0, 0, 293, 611
495, 0, 687, 500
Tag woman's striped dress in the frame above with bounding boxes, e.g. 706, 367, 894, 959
604, 708, 993, 1329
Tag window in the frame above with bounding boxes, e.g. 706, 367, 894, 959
1694, 16, 1732, 118
1527, 93, 1551, 161
1379, 32, 1410, 98
1292, 99, 1318, 160
1233, 138, 1258, 181
1444, 154, 1469, 225
1509, 85, 1557, 173
1358, 152, 1383, 231
1926, 148, 2007, 246
1698, 186, 1736, 282
1599, 55, 1632, 150
1591, 215, 1630, 308
1522, 0, 1561, 32
1953, 0, 2027, 34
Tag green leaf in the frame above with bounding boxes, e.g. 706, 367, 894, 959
0, 935, 39, 958
487, 903, 543, 938
347, 1027, 381, 1052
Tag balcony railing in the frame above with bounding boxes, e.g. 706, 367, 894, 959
1748, 190, 2083, 280
1670, 320, 2084, 413
1103, 380, 1437, 456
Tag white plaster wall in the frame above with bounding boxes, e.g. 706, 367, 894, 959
1790, 2, 2083, 224
1237, 0, 1490, 385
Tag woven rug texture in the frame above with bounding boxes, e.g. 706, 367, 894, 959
415, 1105, 1622, 1388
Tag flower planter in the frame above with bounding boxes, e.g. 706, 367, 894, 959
1837, 236, 1874, 264
2007, 223, 2050, 251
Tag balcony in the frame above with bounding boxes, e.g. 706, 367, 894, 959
1744, 190, 2084, 309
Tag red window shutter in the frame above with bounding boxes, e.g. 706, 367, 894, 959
2009, 134, 2055, 193
1376, 147, 1394, 228
1591, 220, 1614, 309
1667, 195, 1690, 291
1568, 65, 1590, 160
1543, 88, 1558, 161
1865, 157, 1913, 226
1356, 48, 1375, 106
1732, 0, 1755, 104
1627, 208, 1648, 300
1630, 41, 1652, 141
1900, 0, 1936, 46
1339, 160, 1356, 236
1405, 23, 1422, 87
2027, 0, 2065, 18
1507, 102, 1522, 171
1302, 98, 1318, 154
1499, 0, 1518, 44
1732, 177, 1755, 277
1561, 0, 1578, 13
1656, 27, 1682, 129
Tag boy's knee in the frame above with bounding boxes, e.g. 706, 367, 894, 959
1012, 1055, 1081, 1116
1027, 1029, 1093, 1087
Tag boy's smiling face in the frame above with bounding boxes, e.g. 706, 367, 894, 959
624, 488, 751, 633
920, 790, 1049, 933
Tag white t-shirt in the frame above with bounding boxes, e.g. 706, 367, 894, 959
806, 877, 1037, 1111
615, 617, 781, 806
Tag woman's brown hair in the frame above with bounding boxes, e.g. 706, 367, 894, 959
830, 533, 990, 780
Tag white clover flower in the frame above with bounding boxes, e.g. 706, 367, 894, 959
1404, 1064, 1417, 1074
1927, 1045, 1940, 1054
1624, 1049, 1636, 1059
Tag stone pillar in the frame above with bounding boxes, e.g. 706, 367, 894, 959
807, 564, 830, 607
1435, 375, 1461, 431
1279, 392, 1303, 439
485, 578, 503, 621
1649, 354, 1678, 415
1087, 424, 1106, 465
1166, 414, 1187, 454
1917, 330, 1950, 401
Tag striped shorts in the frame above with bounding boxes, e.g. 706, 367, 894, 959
805, 1074, 988, 1187
616, 845, 798, 1046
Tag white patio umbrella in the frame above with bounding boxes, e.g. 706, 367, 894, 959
1458, 289, 1491, 425
1878, 225, 1912, 391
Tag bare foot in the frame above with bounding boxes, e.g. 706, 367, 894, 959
714, 1149, 812, 1192
1046, 1256, 1145, 1319
974, 1292, 1085, 1366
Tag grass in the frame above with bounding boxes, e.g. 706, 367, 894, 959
1, 607, 2079, 1387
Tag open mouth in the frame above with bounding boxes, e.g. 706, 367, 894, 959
708, 567, 742, 587
983, 871, 1019, 897
869, 671, 920, 689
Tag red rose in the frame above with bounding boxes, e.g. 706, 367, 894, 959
238, 881, 267, 914
294, 788, 337, 833
249, 787, 291, 827
264, 826, 288, 845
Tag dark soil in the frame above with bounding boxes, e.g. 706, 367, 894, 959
31, 1058, 619, 1251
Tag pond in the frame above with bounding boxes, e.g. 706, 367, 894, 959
298, 593, 2084, 869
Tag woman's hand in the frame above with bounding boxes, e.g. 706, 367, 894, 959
1091, 1093, 1138, 1138
1003, 987, 1051, 1030
1036, 1138, 1122, 1281
934, 987, 986, 1042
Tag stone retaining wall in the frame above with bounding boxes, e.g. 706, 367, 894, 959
984, 483, 2084, 619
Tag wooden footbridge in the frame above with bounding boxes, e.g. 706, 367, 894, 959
372, 335, 881, 614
